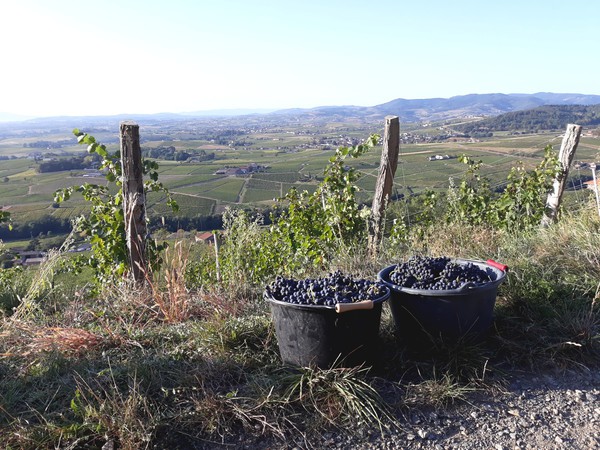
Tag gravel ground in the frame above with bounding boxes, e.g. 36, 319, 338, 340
358, 370, 597, 450
207, 367, 599, 450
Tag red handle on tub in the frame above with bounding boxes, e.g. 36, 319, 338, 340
487, 259, 509, 272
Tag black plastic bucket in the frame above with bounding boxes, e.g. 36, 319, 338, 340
378, 259, 507, 344
266, 288, 390, 368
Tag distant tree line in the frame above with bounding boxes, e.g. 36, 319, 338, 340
0, 216, 72, 241
0, 213, 226, 243
37, 157, 88, 173
142, 146, 216, 162
456, 105, 600, 134
23, 139, 72, 149
149, 214, 223, 232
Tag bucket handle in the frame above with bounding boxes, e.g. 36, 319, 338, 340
486, 259, 509, 272
335, 300, 374, 313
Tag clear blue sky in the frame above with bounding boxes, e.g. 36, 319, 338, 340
1, 0, 598, 117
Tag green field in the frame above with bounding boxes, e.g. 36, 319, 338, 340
1, 123, 599, 231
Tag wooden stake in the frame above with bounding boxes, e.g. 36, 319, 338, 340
590, 163, 600, 217
369, 116, 400, 255
120, 121, 147, 283
541, 123, 582, 227
214, 231, 221, 282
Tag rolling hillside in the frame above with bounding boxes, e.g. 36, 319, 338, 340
273, 92, 600, 123
454, 104, 600, 133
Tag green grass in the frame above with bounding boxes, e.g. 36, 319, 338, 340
175, 178, 245, 203
251, 172, 302, 183
148, 192, 217, 216
243, 188, 280, 203
162, 174, 226, 189
0, 206, 598, 448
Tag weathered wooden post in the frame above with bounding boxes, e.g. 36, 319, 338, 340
120, 121, 147, 282
541, 123, 582, 227
369, 115, 400, 255
590, 163, 600, 217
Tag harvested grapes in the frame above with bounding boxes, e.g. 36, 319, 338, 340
388, 256, 492, 290
265, 271, 386, 307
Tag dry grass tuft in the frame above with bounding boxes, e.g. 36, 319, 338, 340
403, 374, 479, 409
1, 321, 107, 357
148, 240, 193, 323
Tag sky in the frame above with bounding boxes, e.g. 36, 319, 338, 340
1, 0, 599, 118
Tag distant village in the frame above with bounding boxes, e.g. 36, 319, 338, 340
1, 243, 92, 268
214, 162, 268, 176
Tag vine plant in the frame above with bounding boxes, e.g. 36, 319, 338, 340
445, 145, 560, 231
268, 134, 379, 272
0, 211, 10, 228
491, 144, 560, 231
54, 129, 178, 287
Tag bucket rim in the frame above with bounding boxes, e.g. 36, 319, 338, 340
264, 285, 390, 311
378, 258, 507, 297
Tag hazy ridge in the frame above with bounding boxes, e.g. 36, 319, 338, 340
3, 92, 600, 125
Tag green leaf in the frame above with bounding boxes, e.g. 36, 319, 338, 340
82, 134, 96, 145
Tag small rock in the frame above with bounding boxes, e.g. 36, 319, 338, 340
417, 429, 429, 439
508, 409, 520, 417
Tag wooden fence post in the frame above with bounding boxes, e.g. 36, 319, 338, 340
120, 121, 147, 282
541, 123, 582, 227
369, 116, 400, 255
590, 163, 600, 217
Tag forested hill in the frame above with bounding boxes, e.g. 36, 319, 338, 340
455, 104, 600, 134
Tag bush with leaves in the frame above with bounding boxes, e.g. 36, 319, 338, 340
0, 266, 28, 314
267, 135, 379, 274
445, 146, 560, 232
490, 145, 561, 231
211, 136, 380, 285
218, 208, 277, 285
54, 129, 178, 287
446, 156, 492, 226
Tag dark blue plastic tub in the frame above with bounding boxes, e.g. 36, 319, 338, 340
266, 288, 390, 368
378, 259, 507, 344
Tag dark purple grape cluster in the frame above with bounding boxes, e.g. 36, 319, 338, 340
265, 271, 386, 307
389, 256, 491, 290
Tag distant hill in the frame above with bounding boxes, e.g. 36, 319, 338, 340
454, 104, 600, 134
273, 93, 600, 123
3, 92, 600, 126
0, 112, 34, 123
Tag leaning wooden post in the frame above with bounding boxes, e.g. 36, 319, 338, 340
541, 123, 582, 227
120, 121, 147, 283
368, 116, 400, 255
